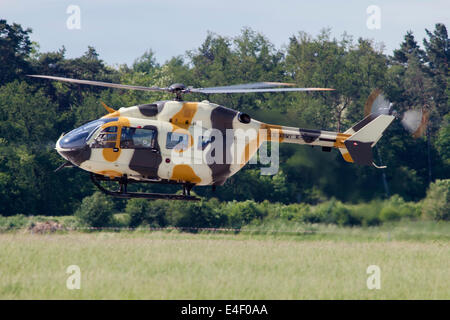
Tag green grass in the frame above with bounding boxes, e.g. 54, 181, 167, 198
0, 221, 449, 299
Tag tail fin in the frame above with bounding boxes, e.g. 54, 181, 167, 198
339, 114, 394, 166
343, 113, 379, 135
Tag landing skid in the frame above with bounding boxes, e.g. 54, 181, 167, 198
90, 173, 200, 201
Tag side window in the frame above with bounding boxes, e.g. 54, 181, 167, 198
91, 126, 118, 148
120, 126, 157, 149
166, 132, 189, 150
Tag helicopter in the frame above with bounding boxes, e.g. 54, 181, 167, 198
29, 75, 400, 201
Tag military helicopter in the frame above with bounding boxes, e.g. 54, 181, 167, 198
29, 75, 398, 201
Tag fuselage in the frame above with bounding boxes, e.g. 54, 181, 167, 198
56, 100, 352, 186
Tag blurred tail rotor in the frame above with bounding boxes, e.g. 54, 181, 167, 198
401, 109, 429, 138
364, 89, 429, 138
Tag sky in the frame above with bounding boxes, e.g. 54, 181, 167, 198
1, 0, 448, 67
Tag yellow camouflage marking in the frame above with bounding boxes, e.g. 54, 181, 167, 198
335, 133, 353, 162
240, 124, 284, 167
341, 151, 354, 163
96, 170, 122, 178
101, 117, 130, 162
334, 133, 351, 148
170, 164, 201, 184
261, 124, 284, 143
102, 110, 120, 119
170, 102, 198, 152
240, 137, 262, 167
103, 147, 120, 162
170, 102, 198, 130
101, 101, 116, 114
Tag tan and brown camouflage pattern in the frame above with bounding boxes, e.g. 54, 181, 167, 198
56, 100, 394, 186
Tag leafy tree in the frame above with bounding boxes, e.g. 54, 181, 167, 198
188, 28, 285, 110
435, 113, 450, 167
0, 81, 95, 216
423, 23, 449, 76
222, 200, 266, 228
386, 27, 447, 188
32, 46, 118, 108
189, 32, 236, 86
0, 81, 58, 143
423, 23, 449, 118
286, 30, 387, 131
166, 198, 228, 229
393, 31, 425, 64
126, 198, 167, 227
0, 20, 448, 220
133, 49, 159, 73
422, 179, 450, 221
0, 20, 32, 85
75, 192, 114, 227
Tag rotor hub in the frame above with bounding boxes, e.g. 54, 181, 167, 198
168, 83, 186, 92
168, 83, 188, 101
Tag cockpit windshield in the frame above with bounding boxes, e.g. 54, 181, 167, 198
59, 118, 117, 149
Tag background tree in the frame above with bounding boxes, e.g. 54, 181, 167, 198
0, 19, 448, 216
0, 19, 32, 85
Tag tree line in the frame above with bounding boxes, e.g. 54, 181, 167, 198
0, 19, 448, 217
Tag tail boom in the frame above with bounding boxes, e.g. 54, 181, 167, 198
268, 114, 394, 166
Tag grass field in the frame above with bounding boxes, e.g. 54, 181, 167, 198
0, 221, 449, 299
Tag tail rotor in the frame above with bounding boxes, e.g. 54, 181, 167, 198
364, 89, 429, 138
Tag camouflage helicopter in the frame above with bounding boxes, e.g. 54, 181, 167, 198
29, 75, 398, 201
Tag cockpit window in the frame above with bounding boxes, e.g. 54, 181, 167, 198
120, 127, 157, 149
91, 126, 118, 148
59, 118, 117, 149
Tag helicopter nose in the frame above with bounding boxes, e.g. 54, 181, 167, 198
55, 135, 68, 159
55, 118, 115, 166
55, 134, 92, 166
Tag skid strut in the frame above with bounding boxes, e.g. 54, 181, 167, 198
90, 173, 200, 201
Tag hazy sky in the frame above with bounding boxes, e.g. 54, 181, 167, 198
1, 0, 448, 66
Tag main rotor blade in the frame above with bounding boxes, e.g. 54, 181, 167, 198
198, 82, 297, 91
190, 87, 334, 94
28, 75, 168, 92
